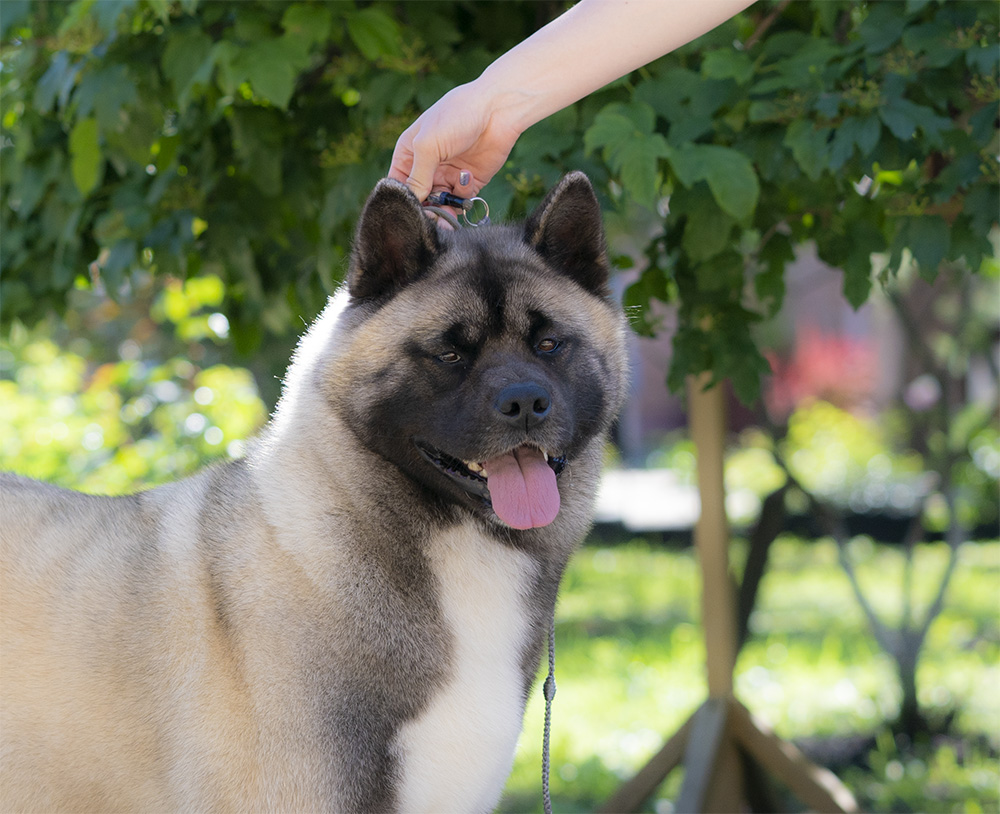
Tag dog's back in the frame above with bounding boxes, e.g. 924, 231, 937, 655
1, 470, 272, 811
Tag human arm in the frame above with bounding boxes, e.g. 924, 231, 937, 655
389, 0, 756, 201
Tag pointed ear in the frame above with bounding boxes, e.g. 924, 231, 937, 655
348, 179, 439, 301
524, 171, 610, 297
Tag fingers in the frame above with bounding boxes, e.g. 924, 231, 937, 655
388, 130, 416, 185
389, 125, 478, 201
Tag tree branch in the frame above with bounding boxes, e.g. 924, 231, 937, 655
744, 0, 793, 50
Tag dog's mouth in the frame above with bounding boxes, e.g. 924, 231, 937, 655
414, 440, 566, 530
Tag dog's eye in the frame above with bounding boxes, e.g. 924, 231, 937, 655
437, 351, 462, 364
536, 338, 561, 354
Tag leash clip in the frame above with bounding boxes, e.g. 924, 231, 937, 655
425, 192, 491, 227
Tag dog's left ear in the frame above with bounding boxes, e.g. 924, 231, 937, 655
524, 171, 610, 297
348, 179, 439, 302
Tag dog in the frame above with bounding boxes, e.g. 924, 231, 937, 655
0, 172, 629, 813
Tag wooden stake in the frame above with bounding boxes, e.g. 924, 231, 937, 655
687, 373, 738, 696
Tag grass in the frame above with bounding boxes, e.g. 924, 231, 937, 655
499, 535, 1000, 813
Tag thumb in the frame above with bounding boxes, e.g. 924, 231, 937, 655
403, 148, 439, 203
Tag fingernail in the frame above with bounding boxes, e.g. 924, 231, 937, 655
459, 170, 471, 186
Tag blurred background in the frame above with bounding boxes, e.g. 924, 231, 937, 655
1, 1, 997, 811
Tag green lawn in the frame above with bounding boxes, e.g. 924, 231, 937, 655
500, 536, 1000, 813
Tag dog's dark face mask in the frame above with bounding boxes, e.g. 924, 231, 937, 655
333, 173, 626, 531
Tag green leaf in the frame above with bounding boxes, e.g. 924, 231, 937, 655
750, 39, 844, 93
880, 97, 951, 146
840, 221, 884, 308
902, 21, 961, 69
90, 0, 135, 32
282, 3, 333, 47
584, 102, 656, 152
161, 27, 214, 107
583, 112, 637, 156
362, 72, 417, 121
0, 0, 30, 38
702, 48, 754, 85
896, 216, 950, 279
346, 8, 402, 61
617, 135, 669, 209
240, 39, 300, 109
964, 184, 1000, 239
728, 344, 770, 406
692, 248, 744, 294
416, 75, 454, 110
230, 109, 283, 195
756, 232, 794, 316
666, 144, 759, 221
101, 239, 137, 293
34, 52, 81, 114
828, 116, 881, 170
584, 103, 667, 207
966, 36, 1000, 74
857, 3, 908, 55
69, 117, 102, 196
784, 120, 831, 181
212, 41, 243, 96
676, 186, 735, 263
72, 65, 139, 132
635, 69, 733, 145
516, 107, 578, 160
623, 265, 673, 336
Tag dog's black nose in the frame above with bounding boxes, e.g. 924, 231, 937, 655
495, 383, 551, 430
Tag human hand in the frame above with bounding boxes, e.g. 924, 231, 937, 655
388, 82, 521, 202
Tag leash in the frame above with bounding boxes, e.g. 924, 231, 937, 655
542, 613, 557, 814
423, 188, 557, 812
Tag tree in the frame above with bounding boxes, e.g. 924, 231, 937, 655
3, 1, 996, 402
1, 0, 552, 351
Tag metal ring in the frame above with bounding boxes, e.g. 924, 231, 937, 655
461, 197, 490, 227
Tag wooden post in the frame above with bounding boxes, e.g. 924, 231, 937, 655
687, 374, 738, 697
682, 375, 743, 812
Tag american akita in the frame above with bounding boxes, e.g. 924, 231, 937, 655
0, 172, 629, 812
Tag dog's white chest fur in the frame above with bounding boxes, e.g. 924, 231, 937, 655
392, 523, 537, 813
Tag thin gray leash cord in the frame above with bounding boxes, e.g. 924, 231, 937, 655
423, 205, 462, 230
542, 615, 557, 814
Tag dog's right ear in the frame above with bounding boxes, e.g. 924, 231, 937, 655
348, 179, 439, 302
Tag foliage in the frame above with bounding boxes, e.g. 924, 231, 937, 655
0, 280, 267, 493
652, 395, 998, 533
501, 537, 999, 813
583, 0, 997, 401
2, 1, 997, 401
784, 401, 926, 510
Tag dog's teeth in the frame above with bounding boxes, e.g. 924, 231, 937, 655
467, 462, 483, 473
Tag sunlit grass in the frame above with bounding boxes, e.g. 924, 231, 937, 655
501, 536, 999, 813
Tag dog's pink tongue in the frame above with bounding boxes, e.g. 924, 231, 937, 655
484, 446, 560, 530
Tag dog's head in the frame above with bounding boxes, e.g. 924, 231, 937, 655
328, 173, 628, 532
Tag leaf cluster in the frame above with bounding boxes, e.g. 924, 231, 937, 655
2, 1, 997, 401
1, 0, 542, 352
0, 328, 266, 493
592, 0, 998, 402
